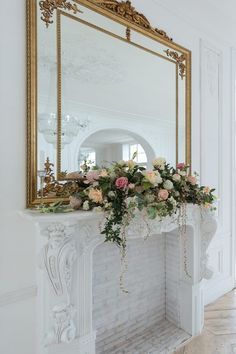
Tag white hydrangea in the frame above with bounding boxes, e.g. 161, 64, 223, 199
82, 200, 90, 211
108, 191, 116, 199
125, 196, 138, 207
163, 180, 174, 190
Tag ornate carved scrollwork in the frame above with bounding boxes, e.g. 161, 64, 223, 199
200, 215, 217, 280
41, 223, 77, 344
52, 303, 76, 344
38, 0, 173, 41
164, 49, 186, 79
39, 0, 83, 27
94, 0, 172, 41
38, 158, 80, 198
43, 223, 77, 297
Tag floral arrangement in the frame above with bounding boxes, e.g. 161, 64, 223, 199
61, 157, 216, 252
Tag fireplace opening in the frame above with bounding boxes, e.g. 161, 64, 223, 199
92, 230, 191, 354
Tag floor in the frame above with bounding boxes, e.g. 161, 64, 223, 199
174, 289, 236, 354
97, 320, 190, 354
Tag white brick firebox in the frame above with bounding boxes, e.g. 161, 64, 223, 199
22, 205, 217, 354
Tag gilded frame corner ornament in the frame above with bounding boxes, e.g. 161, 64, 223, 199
27, 0, 192, 207
39, 0, 83, 27
164, 49, 186, 79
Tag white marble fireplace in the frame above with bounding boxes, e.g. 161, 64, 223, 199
23, 205, 217, 354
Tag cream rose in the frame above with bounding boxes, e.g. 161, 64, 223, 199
99, 169, 108, 177
142, 171, 162, 186
127, 160, 136, 169
88, 188, 103, 204
152, 157, 166, 170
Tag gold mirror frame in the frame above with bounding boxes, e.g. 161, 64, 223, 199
27, 0, 191, 207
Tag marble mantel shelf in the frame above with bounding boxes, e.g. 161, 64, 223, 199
21, 205, 217, 354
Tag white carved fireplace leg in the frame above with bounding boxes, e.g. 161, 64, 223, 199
178, 209, 217, 336
36, 222, 78, 353
36, 221, 97, 354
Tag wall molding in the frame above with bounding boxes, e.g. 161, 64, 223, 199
200, 39, 223, 227
0, 286, 37, 307
231, 47, 236, 285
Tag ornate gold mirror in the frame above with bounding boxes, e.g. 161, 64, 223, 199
27, 0, 191, 207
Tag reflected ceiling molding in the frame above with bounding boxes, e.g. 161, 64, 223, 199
39, 0, 83, 27
164, 49, 186, 79
93, 0, 173, 41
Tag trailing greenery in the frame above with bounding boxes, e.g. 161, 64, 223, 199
39, 158, 216, 250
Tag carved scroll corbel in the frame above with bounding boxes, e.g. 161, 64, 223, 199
200, 214, 217, 280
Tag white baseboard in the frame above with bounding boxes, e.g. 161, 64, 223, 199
204, 276, 234, 305
0, 286, 37, 307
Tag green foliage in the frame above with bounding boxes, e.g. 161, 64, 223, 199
38, 159, 217, 251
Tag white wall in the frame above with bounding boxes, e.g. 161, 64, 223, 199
0, 1, 36, 353
0, 1, 235, 354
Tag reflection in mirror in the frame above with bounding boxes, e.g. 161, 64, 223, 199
77, 129, 152, 171
59, 12, 178, 176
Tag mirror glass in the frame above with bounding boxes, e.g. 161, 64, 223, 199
59, 13, 177, 175
30, 0, 190, 204
78, 129, 154, 170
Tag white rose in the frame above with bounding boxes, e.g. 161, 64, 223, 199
179, 171, 186, 177
163, 180, 173, 190
142, 171, 162, 186
82, 200, 90, 211
152, 157, 166, 170
172, 174, 181, 182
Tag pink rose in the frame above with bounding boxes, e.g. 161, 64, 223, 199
158, 189, 169, 201
128, 183, 135, 189
203, 186, 210, 194
187, 176, 197, 185
177, 163, 185, 170
85, 171, 100, 184
69, 195, 82, 210
115, 177, 129, 189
